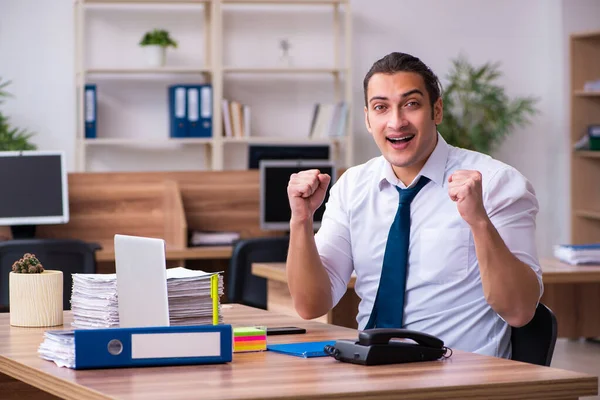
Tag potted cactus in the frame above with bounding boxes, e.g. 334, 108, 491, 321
9, 253, 63, 327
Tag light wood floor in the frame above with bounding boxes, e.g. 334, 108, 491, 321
552, 338, 600, 400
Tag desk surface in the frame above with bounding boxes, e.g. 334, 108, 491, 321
0, 305, 597, 400
252, 259, 600, 287
96, 246, 233, 262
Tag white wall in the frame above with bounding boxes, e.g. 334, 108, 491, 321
0, 0, 75, 168
2, 0, 600, 256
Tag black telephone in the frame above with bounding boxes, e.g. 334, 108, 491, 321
324, 328, 452, 366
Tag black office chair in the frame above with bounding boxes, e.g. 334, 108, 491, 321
228, 236, 289, 310
0, 239, 101, 311
511, 303, 557, 366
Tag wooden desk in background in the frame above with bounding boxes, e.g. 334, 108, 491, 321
252, 259, 600, 337
0, 305, 596, 400
95, 246, 233, 263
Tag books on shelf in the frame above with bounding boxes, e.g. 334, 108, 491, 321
168, 84, 213, 138
70, 267, 224, 329
222, 99, 251, 138
553, 243, 600, 265
309, 102, 348, 139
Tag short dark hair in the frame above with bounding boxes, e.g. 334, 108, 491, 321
363, 52, 442, 118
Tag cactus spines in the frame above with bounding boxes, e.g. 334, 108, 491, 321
12, 253, 44, 274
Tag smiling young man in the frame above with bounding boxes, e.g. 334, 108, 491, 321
286, 52, 542, 358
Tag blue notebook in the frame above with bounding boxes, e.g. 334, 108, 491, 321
267, 341, 335, 358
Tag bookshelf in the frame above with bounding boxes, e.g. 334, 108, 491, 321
570, 31, 600, 243
74, 0, 352, 171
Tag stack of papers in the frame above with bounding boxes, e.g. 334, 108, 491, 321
70, 267, 224, 328
190, 231, 240, 246
38, 330, 76, 369
553, 244, 600, 265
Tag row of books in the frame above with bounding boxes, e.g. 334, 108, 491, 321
83, 84, 214, 139
84, 87, 348, 141
222, 99, 251, 138
553, 243, 600, 265
309, 102, 348, 138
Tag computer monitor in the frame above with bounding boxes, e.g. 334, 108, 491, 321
0, 151, 69, 239
259, 160, 335, 231
248, 144, 330, 169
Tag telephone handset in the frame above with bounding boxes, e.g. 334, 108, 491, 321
325, 328, 452, 366
359, 328, 444, 348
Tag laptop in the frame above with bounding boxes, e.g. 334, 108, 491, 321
114, 234, 170, 328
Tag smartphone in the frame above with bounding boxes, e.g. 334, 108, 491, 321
266, 326, 307, 336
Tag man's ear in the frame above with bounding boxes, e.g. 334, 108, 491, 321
433, 97, 443, 125
364, 106, 373, 134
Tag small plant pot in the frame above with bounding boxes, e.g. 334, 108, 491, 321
9, 271, 63, 327
143, 45, 166, 67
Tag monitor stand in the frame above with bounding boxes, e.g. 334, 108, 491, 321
11, 225, 37, 240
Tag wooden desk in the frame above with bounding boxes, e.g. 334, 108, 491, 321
95, 246, 233, 262
541, 259, 600, 338
0, 305, 596, 400
252, 260, 600, 337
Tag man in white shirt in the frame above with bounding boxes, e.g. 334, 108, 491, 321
286, 52, 542, 358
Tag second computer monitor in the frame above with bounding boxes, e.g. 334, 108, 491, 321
260, 160, 336, 231
248, 144, 330, 169
0, 151, 69, 238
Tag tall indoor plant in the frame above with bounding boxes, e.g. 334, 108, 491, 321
0, 78, 36, 151
438, 56, 538, 154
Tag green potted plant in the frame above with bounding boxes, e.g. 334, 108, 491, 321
9, 253, 63, 327
438, 55, 538, 154
0, 78, 36, 151
139, 29, 178, 67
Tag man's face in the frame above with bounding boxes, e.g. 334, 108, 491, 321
364, 72, 442, 179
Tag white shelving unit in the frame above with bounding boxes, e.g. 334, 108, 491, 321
74, 0, 352, 171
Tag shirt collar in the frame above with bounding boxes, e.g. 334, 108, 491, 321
377, 132, 449, 190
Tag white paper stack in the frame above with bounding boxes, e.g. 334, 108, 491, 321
70, 267, 224, 328
38, 330, 75, 369
553, 244, 600, 265
190, 231, 240, 246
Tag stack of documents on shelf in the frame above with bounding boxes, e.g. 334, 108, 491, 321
71, 267, 224, 328
222, 99, 250, 138
190, 230, 240, 246
309, 102, 348, 138
553, 244, 600, 265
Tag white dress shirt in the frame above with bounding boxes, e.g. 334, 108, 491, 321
315, 134, 543, 358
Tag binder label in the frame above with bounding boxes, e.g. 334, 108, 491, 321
201, 86, 212, 118
131, 331, 222, 359
175, 87, 186, 118
188, 88, 199, 122
85, 89, 95, 122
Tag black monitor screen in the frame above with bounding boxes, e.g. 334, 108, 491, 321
261, 161, 335, 230
248, 145, 330, 169
0, 153, 66, 223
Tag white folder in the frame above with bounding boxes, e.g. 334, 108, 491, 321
114, 234, 170, 328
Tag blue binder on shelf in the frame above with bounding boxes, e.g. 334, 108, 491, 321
45, 324, 232, 370
168, 85, 188, 138
84, 84, 96, 139
267, 340, 335, 358
187, 84, 212, 138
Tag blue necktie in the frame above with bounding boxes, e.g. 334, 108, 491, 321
365, 176, 431, 329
